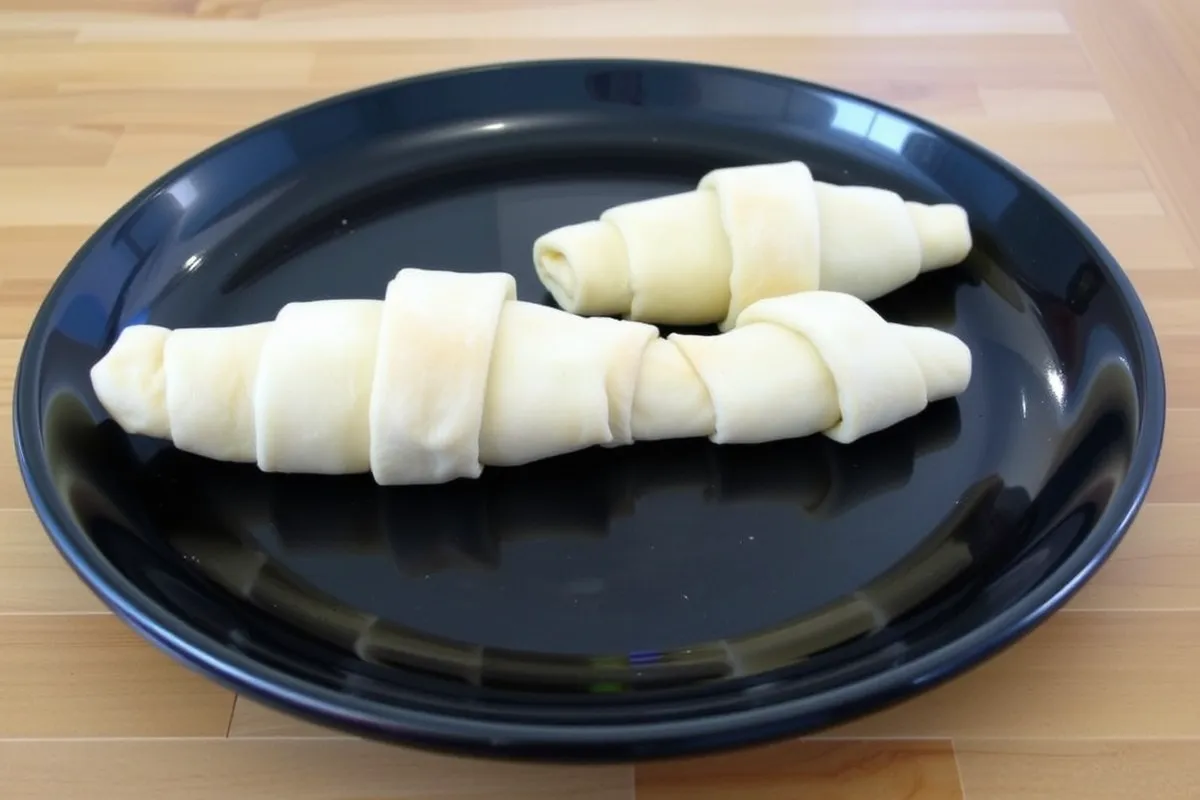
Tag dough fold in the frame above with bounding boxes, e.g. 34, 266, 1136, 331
90, 269, 972, 485
533, 160, 972, 330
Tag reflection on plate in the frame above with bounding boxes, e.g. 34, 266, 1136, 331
70, 397, 1022, 692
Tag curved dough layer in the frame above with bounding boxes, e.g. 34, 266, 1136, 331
478, 301, 658, 467
254, 298, 383, 475
533, 160, 972, 330
90, 269, 972, 485
369, 269, 515, 485
166, 321, 270, 464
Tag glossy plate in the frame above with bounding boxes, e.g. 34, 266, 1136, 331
15, 59, 1166, 762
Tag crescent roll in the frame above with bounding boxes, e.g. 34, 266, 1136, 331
90, 268, 972, 485
533, 160, 972, 329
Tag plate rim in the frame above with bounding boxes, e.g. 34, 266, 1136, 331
12, 57, 1168, 761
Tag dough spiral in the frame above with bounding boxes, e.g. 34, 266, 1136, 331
533, 160, 973, 329
90, 268, 971, 486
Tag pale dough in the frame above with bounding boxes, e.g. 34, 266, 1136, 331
532, 160, 973, 330
254, 298, 383, 475
165, 322, 270, 464
90, 269, 972, 485
603, 190, 733, 325
369, 268, 515, 485
669, 323, 839, 445
736, 292, 932, 443
89, 323, 172, 440
629, 338, 715, 442
698, 161, 821, 330
478, 301, 657, 467
812, 183, 921, 301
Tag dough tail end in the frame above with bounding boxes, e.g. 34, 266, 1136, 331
89, 324, 172, 439
907, 202, 973, 273
532, 220, 633, 317
892, 324, 973, 402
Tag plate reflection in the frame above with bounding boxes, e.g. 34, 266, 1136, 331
44, 388, 1029, 694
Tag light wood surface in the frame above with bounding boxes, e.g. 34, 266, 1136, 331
2, 1, 1198, 797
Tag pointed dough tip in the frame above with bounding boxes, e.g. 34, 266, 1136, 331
892, 324, 973, 401
907, 202, 972, 272
89, 324, 172, 438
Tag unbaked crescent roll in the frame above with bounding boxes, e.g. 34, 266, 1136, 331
533, 160, 972, 329
90, 268, 971, 486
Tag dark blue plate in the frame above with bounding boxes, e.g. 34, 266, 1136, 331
14, 59, 1166, 762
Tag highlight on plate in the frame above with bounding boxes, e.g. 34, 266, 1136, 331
89, 160, 975, 488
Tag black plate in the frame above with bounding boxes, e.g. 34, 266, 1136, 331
15, 59, 1166, 762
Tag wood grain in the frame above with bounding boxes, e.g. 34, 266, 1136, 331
1148, 410, 1200, 504
955, 740, 1200, 800
0, 0, 1196, 797
823, 611, 1200, 739
0, 614, 235, 738
1072, 503, 1200, 610
0, 510, 106, 613
1063, 0, 1200, 267
0, 739, 634, 800
636, 740, 963, 800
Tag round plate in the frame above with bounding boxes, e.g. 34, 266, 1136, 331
15, 59, 1166, 761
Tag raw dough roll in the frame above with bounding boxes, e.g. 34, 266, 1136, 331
255, 299, 383, 475
90, 268, 972, 486
368, 269, 515, 485
533, 160, 972, 330
478, 301, 659, 467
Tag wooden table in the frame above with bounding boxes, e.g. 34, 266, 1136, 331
2, 1, 1197, 797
